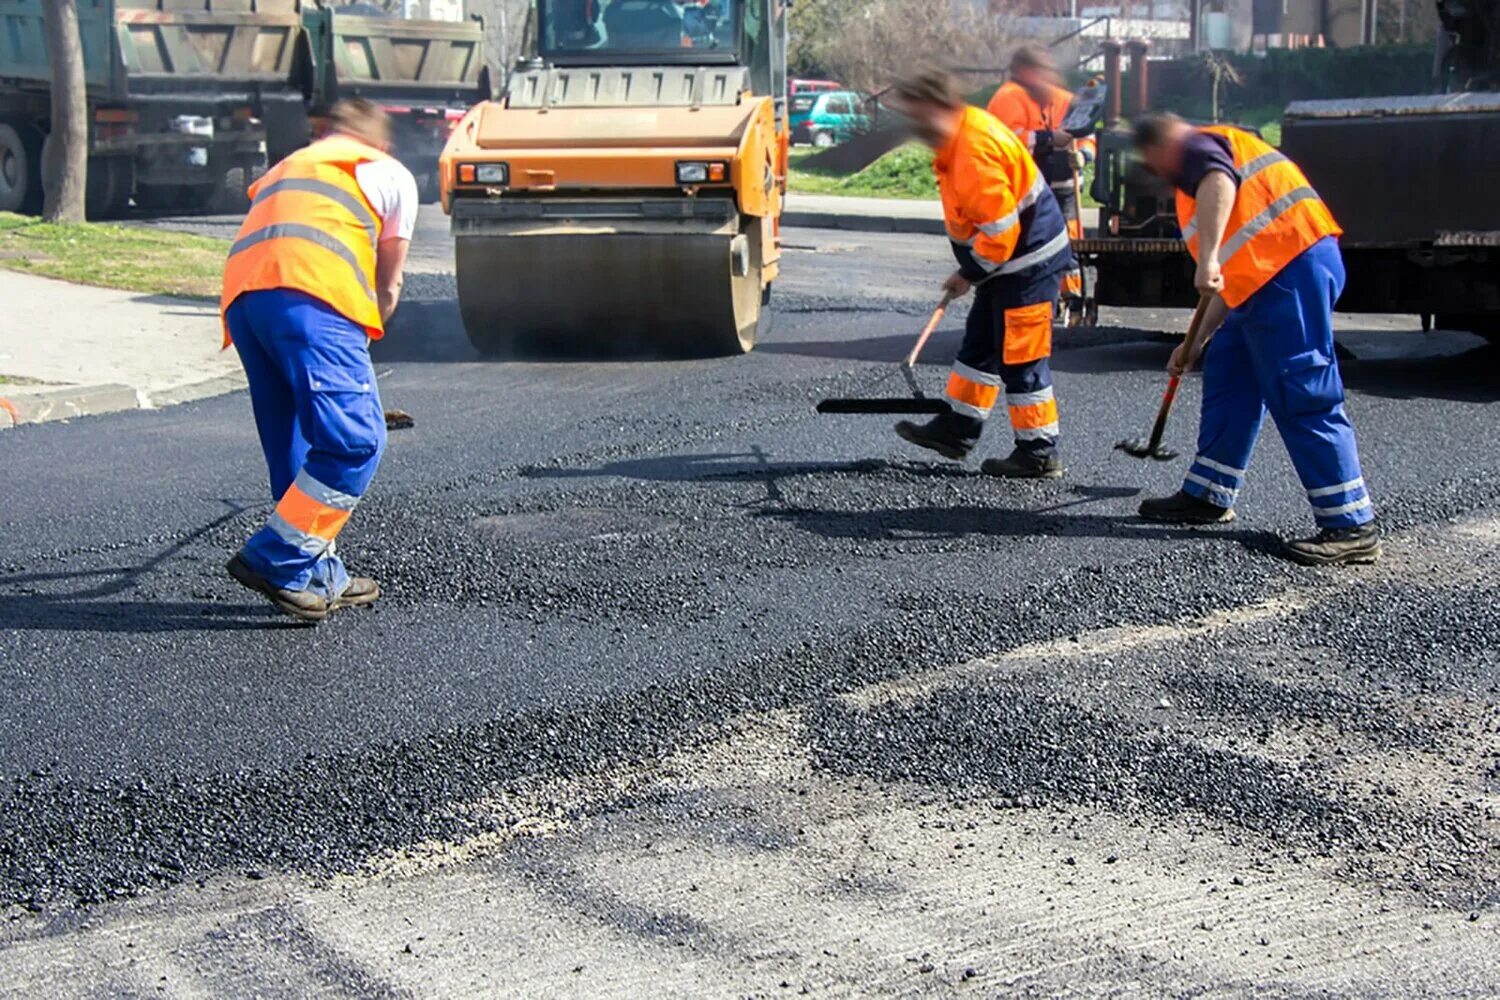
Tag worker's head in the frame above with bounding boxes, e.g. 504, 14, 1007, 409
328, 98, 394, 152
1132, 111, 1192, 179
890, 69, 966, 151
1010, 43, 1059, 90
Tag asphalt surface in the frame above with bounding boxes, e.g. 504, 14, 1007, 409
3, 209, 1499, 992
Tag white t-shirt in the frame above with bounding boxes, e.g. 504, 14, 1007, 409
354, 158, 420, 242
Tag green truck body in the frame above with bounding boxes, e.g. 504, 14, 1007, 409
0, 0, 488, 216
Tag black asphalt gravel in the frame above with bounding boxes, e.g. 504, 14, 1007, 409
2, 219, 1498, 915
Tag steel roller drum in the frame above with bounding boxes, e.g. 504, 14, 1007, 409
453, 208, 766, 358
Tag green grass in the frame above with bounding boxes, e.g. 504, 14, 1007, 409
0, 213, 227, 298
788, 143, 939, 200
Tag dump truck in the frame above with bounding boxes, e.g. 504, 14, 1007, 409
300, 1, 490, 201
438, 0, 788, 357
0, 0, 312, 218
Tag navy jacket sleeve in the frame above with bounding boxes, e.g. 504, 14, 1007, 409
950, 240, 989, 283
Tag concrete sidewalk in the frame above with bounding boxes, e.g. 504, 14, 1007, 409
783, 192, 1099, 236
0, 270, 243, 429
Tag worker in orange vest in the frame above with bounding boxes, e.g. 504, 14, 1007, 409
890, 70, 1073, 479
220, 99, 418, 620
987, 44, 1091, 319
1133, 112, 1380, 566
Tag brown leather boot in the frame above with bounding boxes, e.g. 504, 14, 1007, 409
226, 554, 330, 622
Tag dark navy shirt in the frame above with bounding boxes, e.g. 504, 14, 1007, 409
1173, 130, 1238, 195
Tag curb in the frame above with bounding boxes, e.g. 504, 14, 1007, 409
781, 210, 946, 236
0, 370, 246, 431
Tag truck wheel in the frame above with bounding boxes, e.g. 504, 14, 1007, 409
215, 166, 255, 215
0, 120, 43, 214
85, 157, 133, 220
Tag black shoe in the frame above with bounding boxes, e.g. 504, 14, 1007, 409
226, 553, 331, 622
1283, 523, 1382, 566
981, 448, 1063, 480
1138, 489, 1236, 525
894, 416, 974, 461
333, 576, 382, 610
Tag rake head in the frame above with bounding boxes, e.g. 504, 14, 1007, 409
1114, 437, 1179, 461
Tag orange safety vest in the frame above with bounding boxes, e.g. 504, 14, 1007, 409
934, 105, 1070, 280
220, 134, 389, 344
1176, 125, 1342, 309
985, 80, 1071, 151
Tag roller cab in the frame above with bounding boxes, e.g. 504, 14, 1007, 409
440, 0, 787, 357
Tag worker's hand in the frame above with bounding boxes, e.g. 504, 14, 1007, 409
942, 270, 972, 299
1195, 257, 1225, 296
1167, 337, 1203, 377
1070, 148, 1087, 173
1052, 129, 1074, 149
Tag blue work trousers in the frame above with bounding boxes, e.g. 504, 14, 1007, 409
227, 288, 386, 599
1183, 237, 1374, 530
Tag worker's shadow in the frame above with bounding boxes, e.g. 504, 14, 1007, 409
757, 500, 1283, 555
0, 501, 291, 633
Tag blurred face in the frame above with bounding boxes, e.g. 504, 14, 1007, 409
1012, 62, 1058, 91
1137, 129, 1185, 181
899, 99, 960, 151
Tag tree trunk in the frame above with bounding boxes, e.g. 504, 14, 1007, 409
41, 0, 88, 223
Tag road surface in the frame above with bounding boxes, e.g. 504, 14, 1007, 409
1, 209, 1497, 996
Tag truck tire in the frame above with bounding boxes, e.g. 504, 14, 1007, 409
215, 165, 256, 215
85, 157, 133, 220
0, 120, 43, 214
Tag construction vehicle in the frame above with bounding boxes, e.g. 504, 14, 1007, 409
1279, 2, 1500, 337
300, 2, 490, 201
438, 0, 788, 357
1079, 5, 1500, 338
0, 0, 312, 218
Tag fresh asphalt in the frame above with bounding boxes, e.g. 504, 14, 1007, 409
2, 208, 1498, 927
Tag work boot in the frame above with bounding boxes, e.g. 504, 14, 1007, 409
981, 448, 1063, 480
894, 414, 976, 461
1283, 523, 1382, 567
333, 576, 382, 610
1138, 490, 1236, 525
226, 553, 331, 623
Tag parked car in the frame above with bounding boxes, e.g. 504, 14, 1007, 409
791, 90, 872, 147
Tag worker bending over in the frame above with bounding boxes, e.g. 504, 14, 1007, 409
220, 99, 418, 620
1133, 112, 1380, 566
987, 45, 1092, 317
891, 70, 1074, 479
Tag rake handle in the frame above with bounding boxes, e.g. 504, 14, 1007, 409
1146, 294, 1214, 450
1146, 376, 1180, 452
904, 290, 956, 369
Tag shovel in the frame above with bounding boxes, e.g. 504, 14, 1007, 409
816, 291, 955, 415
1115, 294, 1212, 461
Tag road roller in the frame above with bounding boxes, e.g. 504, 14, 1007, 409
439, 0, 789, 356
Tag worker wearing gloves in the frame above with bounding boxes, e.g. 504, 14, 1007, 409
891, 70, 1073, 479
1133, 112, 1380, 566
220, 99, 418, 620
987, 45, 1089, 316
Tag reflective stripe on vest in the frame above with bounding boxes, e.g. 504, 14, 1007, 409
220, 136, 389, 341
1175, 126, 1341, 308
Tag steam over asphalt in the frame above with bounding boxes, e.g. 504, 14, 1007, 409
2, 210, 1497, 991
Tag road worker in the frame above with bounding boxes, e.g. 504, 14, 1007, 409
987, 44, 1090, 318
1132, 112, 1380, 566
220, 98, 418, 620
890, 69, 1073, 479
